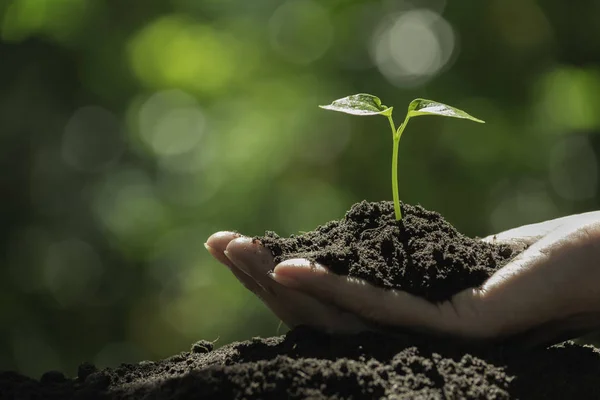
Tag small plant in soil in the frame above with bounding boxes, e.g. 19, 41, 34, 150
259, 96, 516, 302
320, 94, 484, 221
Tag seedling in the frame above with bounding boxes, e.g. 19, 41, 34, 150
320, 94, 484, 221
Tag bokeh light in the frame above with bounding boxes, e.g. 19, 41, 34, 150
128, 16, 242, 94
489, 0, 553, 50
489, 179, 559, 233
372, 9, 455, 87
549, 136, 598, 201
1, 0, 91, 43
43, 239, 104, 307
269, 0, 333, 65
137, 90, 207, 158
62, 106, 124, 172
536, 67, 600, 133
92, 169, 170, 253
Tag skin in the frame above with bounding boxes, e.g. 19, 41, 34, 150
205, 211, 600, 346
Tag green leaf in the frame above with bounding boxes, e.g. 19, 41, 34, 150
407, 98, 485, 123
320, 94, 393, 117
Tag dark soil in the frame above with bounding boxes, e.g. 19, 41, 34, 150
259, 201, 520, 302
3, 327, 600, 399
4, 201, 597, 399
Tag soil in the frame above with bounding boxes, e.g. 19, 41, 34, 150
259, 201, 520, 302
3, 200, 598, 399
3, 327, 600, 399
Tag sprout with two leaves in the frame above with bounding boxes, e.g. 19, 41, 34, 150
320, 94, 484, 221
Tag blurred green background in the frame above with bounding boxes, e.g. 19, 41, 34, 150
1, 0, 599, 378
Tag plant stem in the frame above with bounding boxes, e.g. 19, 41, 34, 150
389, 114, 411, 221
388, 116, 401, 220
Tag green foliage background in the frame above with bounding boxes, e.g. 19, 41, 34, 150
1, 0, 599, 377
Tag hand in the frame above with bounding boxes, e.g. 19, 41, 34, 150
206, 211, 600, 346
205, 232, 368, 333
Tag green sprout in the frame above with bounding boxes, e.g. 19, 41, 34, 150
320, 94, 484, 221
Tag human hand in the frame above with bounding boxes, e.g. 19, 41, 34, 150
205, 232, 368, 333
206, 212, 600, 345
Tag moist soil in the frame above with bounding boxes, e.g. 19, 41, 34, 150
3, 201, 599, 399
260, 201, 520, 302
2, 328, 600, 399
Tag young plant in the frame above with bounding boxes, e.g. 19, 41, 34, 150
320, 94, 484, 221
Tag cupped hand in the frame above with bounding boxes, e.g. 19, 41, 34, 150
205, 232, 367, 333
206, 211, 600, 345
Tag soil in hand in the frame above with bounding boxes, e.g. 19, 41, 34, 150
259, 201, 520, 302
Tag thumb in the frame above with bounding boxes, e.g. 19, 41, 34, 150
481, 211, 600, 246
272, 259, 454, 334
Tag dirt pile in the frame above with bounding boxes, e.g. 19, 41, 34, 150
260, 201, 519, 302
2, 327, 599, 399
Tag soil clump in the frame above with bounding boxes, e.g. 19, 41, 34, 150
260, 201, 520, 302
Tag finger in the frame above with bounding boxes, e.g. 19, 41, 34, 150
205, 231, 240, 268
225, 237, 275, 283
205, 232, 264, 295
219, 237, 296, 323
272, 259, 457, 335
225, 238, 368, 333
482, 211, 600, 245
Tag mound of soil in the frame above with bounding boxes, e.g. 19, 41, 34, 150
259, 201, 520, 302
3, 327, 600, 399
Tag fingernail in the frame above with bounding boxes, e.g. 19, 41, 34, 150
270, 272, 300, 288
274, 259, 328, 275
267, 271, 289, 281
277, 259, 313, 269
204, 243, 211, 251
